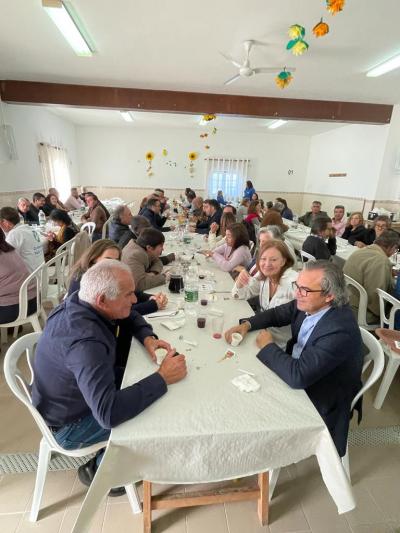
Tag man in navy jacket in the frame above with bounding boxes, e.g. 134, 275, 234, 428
32, 260, 187, 489
140, 197, 172, 232
195, 199, 222, 235
225, 260, 363, 457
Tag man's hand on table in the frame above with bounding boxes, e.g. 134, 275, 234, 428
158, 348, 187, 384
144, 337, 171, 362
224, 322, 251, 344
150, 292, 168, 309
256, 330, 274, 350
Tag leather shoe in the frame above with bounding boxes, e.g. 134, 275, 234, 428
78, 457, 126, 497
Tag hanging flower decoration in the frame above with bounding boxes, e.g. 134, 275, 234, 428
202, 114, 216, 122
313, 18, 329, 37
326, 0, 345, 15
200, 133, 208, 139
275, 68, 294, 89
145, 151, 154, 176
162, 148, 168, 156
212, 127, 217, 135
188, 151, 198, 176
205, 145, 210, 150
287, 24, 309, 56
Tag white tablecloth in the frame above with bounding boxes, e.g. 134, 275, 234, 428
72, 237, 355, 532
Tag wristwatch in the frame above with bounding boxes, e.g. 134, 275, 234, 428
239, 319, 252, 331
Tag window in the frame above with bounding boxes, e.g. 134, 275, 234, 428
37, 143, 72, 200
205, 158, 250, 201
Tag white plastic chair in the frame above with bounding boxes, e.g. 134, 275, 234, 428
3, 332, 142, 522
300, 250, 316, 263
344, 274, 380, 332
101, 216, 112, 239
0, 263, 44, 347
41, 251, 69, 309
373, 289, 400, 409
81, 222, 95, 237
342, 327, 385, 480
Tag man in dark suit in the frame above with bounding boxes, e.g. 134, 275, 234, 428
140, 198, 173, 232
225, 260, 363, 457
195, 199, 222, 235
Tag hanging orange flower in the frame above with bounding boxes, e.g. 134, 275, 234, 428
326, 0, 345, 15
313, 18, 329, 37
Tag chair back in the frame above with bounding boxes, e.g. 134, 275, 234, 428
42, 251, 69, 303
300, 250, 316, 263
81, 222, 95, 236
351, 328, 385, 409
344, 274, 370, 328
71, 230, 91, 265
3, 333, 62, 449
14, 263, 44, 323
376, 288, 400, 330
102, 216, 113, 239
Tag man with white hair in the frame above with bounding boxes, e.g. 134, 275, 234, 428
109, 204, 133, 246
32, 260, 187, 492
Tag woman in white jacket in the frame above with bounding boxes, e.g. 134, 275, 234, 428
232, 239, 298, 347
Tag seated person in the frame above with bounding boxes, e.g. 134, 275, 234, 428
154, 188, 169, 213
48, 188, 67, 211
64, 187, 85, 211
0, 207, 44, 272
28, 192, 47, 223
343, 230, 400, 324
32, 260, 186, 489
216, 190, 227, 206
225, 260, 363, 457
81, 193, 108, 241
68, 239, 167, 315
189, 196, 204, 219
45, 209, 78, 260
140, 198, 172, 232
223, 204, 237, 216
205, 223, 252, 273
109, 204, 133, 246
298, 201, 328, 227
236, 198, 250, 223
195, 199, 222, 235
0, 229, 37, 324
82, 192, 110, 218
261, 210, 289, 234
122, 228, 167, 291
44, 193, 67, 215
244, 200, 262, 226
16, 197, 32, 223
331, 205, 346, 237
232, 240, 298, 346
118, 214, 151, 250
276, 197, 293, 221
208, 212, 236, 250
302, 217, 336, 260
342, 212, 367, 246
362, 215, 391, 246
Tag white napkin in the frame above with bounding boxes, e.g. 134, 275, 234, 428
231, 374, 260, 393
161, 319, 185, 331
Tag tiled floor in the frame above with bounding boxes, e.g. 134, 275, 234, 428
1, 327, 400, 533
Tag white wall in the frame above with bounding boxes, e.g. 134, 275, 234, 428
75, 126, 310, 194
304, 123, 389, 201
376, 104, 400, 201
0, 104, 79, 193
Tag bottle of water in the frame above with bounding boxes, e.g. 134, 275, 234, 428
184, 274, 199, 316
38, 210, 46, 227
292, 214, 298, 228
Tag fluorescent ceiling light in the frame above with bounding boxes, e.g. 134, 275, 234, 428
120, 111, 134, 122
42, 0, 94, 57
367, 53, 400, 77
268, 119, 288, 130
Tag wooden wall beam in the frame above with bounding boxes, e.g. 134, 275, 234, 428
0, 80, 393, 124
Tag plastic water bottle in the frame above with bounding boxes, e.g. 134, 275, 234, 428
184, 275, 199, 316
38, 210, 46, 227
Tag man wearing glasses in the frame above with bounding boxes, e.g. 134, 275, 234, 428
225, 260, 363, 457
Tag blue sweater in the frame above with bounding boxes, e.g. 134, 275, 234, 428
32, 292, 167, 429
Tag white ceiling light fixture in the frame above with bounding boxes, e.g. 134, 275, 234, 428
119, 111, 134, 122
367, 53, 400, 77
268, 120, 288, 130
42, 0, 94, 57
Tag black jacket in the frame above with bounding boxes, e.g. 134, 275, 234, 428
109, 220, 131, 245
242, 300, 363, 456
342, 225, 367, 246
140, 207, 171, 232
195, 208, 222, 235
302, 235, 336, 260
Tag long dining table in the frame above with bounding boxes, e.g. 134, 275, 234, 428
72, 231, 355, 532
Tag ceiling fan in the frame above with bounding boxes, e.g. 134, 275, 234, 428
220, 40, 296, 86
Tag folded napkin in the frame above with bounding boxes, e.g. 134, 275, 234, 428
231, 374, 260, 393
161, 319, 185, 331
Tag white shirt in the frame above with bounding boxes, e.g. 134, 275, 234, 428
6, 223, 45, 273
64, 195, 84, 210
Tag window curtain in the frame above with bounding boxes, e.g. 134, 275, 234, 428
205, 157, 250, 201
37, 143, 72, 200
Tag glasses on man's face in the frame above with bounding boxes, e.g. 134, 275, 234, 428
375, 224, 388, 230
292, 281, 324, 297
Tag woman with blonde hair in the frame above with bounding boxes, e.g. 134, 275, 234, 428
341, 211, 366, 246
232, 240, 297, 347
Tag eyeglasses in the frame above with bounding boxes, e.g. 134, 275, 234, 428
375, 224, 388, 229
292, 281, 324, 297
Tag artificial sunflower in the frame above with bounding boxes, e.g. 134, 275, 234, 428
289, 39, 309, 56
145, 151, 154, 161
275, 69, 293, 89
313, 18, 329, 37
188, 151, 198, 161
288, 24, 305, 40
326, 0, 345, 15
202, 114, 216, 122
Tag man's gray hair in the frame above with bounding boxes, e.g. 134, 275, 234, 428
273, 201, 285, 213
261, 225, 283, 240
375, 229, 400, 250
303, 260, 348, 307
79, 260, 132, 305
113, 204, 127, 222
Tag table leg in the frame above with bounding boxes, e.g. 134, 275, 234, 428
143, 481, 152, 533
257, 472, 269, 525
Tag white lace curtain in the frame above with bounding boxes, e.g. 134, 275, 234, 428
205, 157, 250, 201
37, 143, 71, 200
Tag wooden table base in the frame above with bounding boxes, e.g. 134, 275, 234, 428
143, 472, 269, 533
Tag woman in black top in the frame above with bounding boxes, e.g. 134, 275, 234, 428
45, 209, 78, 260
341, 212, 367, 246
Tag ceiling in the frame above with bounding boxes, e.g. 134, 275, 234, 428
1, 1, 400, 105
49, 106, 350, 136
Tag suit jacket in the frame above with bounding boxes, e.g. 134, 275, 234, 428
298, 211, 328, 227
243, 300, 363, 456
302, 235, 336, 260
140, 207, 170, 232
196, 208, 222, 235
121, 240, 165, 291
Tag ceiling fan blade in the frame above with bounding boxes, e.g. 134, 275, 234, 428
224, 74, 241, 86
219, 51, 242, 69
253, 67, 278, 74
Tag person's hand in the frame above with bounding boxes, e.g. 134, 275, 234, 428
236, 270, 251, 288
210, 222, 218, 234
355, 241, 366, 248
224, 322, 251, 344
169, 224, 176, 231
150, 292, 168, 309
189, 226, 196, 233
158, 348, 187, 384
256, 330, 274, 350
46, 231, 56, 242
203, 250, 213, 258
143, 337, 172, 362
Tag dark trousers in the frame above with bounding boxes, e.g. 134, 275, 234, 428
0, 298, 37, 324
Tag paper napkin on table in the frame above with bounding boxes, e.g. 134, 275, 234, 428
161, 319, 185, 331
231, 374, 260, 393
